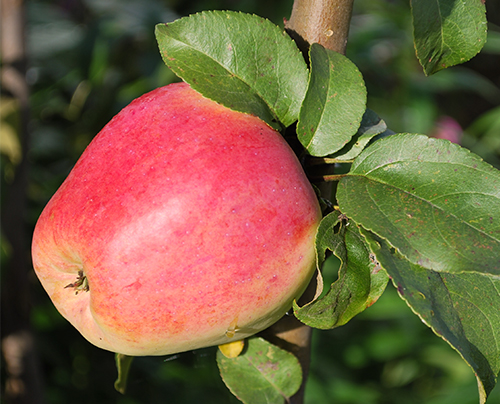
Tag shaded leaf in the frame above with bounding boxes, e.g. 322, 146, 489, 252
155, 11, 309, 128
411, 0, 487, 75
114, 353, 134, 394
314, 210, 343, 270
362, 230, 500, 404
294, 214, 389, 329
0, 98, 23, 165
297, 43, 367, 157
337, 133, 500, 276
217, 337, 302, 404
329, 109, 388, 162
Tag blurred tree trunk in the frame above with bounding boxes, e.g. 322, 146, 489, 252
1, 0, 45, 403
266, 1, 355, 404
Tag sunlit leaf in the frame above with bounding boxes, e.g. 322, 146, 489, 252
297, 43, 367, 156
156, 11, 309, 128
411, 0, 487, 75
363, 230, 500, 404
337, 133, 500, 276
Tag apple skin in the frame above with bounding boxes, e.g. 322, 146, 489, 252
32, 82, 322, 356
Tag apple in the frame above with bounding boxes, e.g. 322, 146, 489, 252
32, 82, 322, 356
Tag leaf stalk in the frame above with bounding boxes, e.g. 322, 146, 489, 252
317, 174, 347, 182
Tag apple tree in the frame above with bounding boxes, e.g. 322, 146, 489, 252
25, 0, 500, 403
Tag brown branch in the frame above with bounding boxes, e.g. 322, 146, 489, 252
285, 0, 355, 55
259, 275, 318, 404
267, 2, 356, 404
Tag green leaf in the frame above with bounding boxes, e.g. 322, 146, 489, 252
217, 337, 302, 404
314, 210, 343, 270
294, 213, 389, 329
411, 0, 487, 75
363, 231, 500, 404
114, 353, 134, 394
155, 11, 309, 128
297, 43, 367, 157
329, 109, 388, 162
337, 133, 500, 276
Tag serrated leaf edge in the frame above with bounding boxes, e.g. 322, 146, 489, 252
156, 10, 308, 127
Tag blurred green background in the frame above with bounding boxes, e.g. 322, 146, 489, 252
1, 0, 500, 403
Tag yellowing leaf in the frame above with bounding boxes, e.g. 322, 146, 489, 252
219, 339, 245, 358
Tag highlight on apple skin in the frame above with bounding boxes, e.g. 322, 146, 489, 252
32, 82, 322, 356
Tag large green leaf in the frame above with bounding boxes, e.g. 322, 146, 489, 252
411, 0, 487, 75
217, 337, 302, 404
293, 212, 389, 329
155, 11, 309, 128
297, 43, 367, 157
363, 230, 500, 404
337, 133, 500, 276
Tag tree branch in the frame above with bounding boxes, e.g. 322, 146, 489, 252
268, 1, 355, 403
285, 0, 355, 55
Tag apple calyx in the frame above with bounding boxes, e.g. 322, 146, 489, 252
64, 270, 89, 295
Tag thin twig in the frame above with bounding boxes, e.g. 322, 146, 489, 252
316, 174, 347, 182
309, 156, 355, 165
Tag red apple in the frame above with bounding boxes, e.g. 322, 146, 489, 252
32, 82, 322, 356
